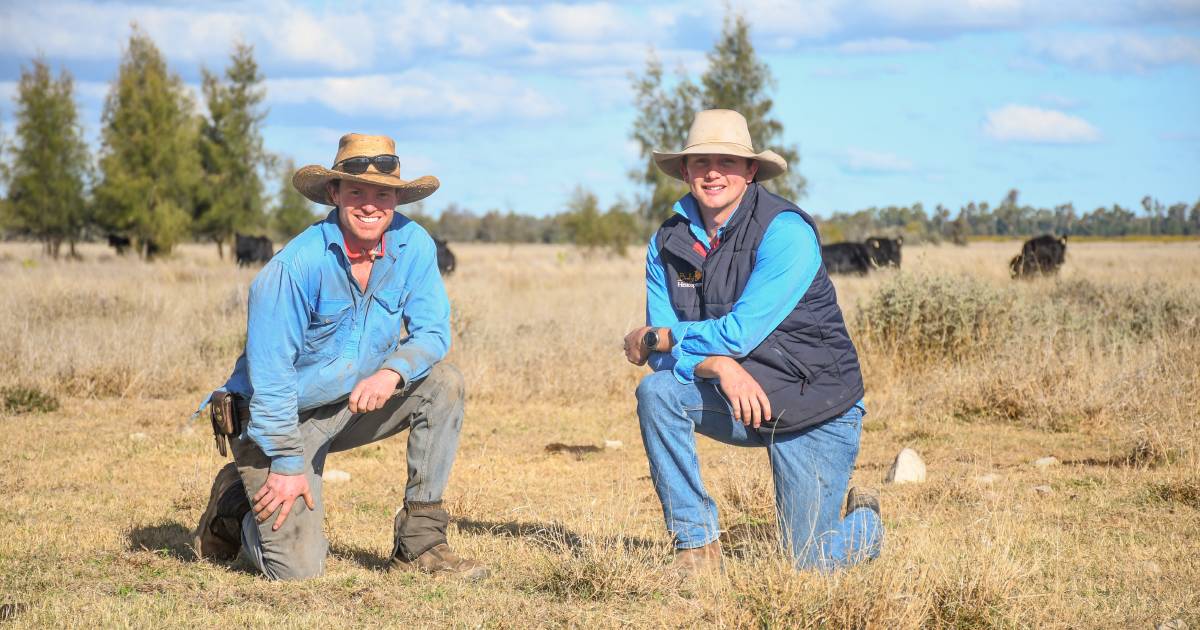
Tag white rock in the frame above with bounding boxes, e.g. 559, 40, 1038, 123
1033, 456, 1059, 469
324, 469, 351, 483
1032, 485, 1053, 495
973, 473, 1000, 485
604, 439, 623, 450
1157, 620, 1188, 630
129, 432, 149, 441
885, 448, 926, 484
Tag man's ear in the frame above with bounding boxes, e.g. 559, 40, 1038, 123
747, 159, 759, 182
325, 180, 339, 204
679, 158, 688, 181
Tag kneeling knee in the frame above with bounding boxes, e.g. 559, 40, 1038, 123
429, 363, 465, 401
262, 550, 327, 581
635, 371, 675, 415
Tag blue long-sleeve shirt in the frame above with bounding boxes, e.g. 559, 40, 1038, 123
216, 210, 450, 475
646, 195, 821, 383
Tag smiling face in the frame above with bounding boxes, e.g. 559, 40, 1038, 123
680, 153, 759, 216
328, 180, 398, 251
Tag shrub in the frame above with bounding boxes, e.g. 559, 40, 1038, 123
856, 273, 1013, 364
0, 385, 60, 414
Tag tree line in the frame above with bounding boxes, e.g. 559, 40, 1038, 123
3, 16, 1195, 261
819, 189, 1200, 245
0, 26, 314, 259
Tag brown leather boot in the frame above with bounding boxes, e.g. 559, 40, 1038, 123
845, 486, 881, 518
386, 502, 489, 581
673, 540, 723, 577
192, 463, 249, 561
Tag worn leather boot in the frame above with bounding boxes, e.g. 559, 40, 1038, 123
387, 501, 489, 581
673, 540, 723, 577
844, 486, 881, 518
192, 463, 250, 561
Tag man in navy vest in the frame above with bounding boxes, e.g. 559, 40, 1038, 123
622, 109, 884, 574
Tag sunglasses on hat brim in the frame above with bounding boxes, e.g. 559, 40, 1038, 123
334, 154, 399, 175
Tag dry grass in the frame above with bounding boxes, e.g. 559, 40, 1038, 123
0, 239, 1197, 628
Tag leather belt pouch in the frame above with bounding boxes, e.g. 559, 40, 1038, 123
209, 391, 243, 457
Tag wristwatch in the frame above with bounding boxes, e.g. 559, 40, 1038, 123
642, 329, 660, 352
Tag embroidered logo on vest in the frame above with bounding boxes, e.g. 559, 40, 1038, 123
677, 268, 703, 288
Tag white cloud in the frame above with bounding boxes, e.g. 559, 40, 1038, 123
266, 70, 561, 123
3, 0, 1200, 81
840, 147, 915, 173
835, 37, 933, 54
983, 104, 1101, 143
1032, 32, 1200, 72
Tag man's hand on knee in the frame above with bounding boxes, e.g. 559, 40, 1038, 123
697, 356, 773, 428
253, 472, 315, 531
349, 368, 403, 413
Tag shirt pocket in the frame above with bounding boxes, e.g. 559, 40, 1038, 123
369, 289, 410, 353
303, 299, 352, 358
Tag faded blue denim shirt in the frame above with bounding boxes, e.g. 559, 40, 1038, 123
214, 210, 450, 475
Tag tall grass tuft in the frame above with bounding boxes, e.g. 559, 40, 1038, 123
856, 273, 1013, 365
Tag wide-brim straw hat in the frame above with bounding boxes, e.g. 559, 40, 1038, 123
652, 109, 787, 182
293, 133, 439, 206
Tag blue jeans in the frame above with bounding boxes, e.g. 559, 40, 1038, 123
636, 370, 883, 570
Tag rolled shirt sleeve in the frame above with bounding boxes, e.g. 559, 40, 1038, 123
382, 232, 451, 384
668, 212, 822, 383
245, 260, 310, 475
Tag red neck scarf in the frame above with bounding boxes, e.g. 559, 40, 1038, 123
343, 233, 385, 262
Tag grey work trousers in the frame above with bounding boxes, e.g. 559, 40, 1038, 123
230, 363, 465, 580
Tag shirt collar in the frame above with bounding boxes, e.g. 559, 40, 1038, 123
672, 191, 743, 249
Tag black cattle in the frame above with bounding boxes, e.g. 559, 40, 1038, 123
821, 242, 873, 275
1010, 234, 1067, 278
107, 233, 131, 256
434, 236, 456, 275
865, 235, 903, 268
235, 233, 274, 267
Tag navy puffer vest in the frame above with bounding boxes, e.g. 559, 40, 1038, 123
654, 183, 864, 433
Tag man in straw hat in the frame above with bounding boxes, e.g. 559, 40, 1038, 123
622, 109, 883, 573
192, 133, 485, 581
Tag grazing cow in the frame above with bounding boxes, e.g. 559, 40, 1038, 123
434, 236, 456, 275
1010, 234, 1067, 278
107, 233, 132, 256
821, 242, 874, 275
235, 233, 274, 267
865, 235, 903, 268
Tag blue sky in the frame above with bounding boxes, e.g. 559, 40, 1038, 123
1, 0, 1198, 218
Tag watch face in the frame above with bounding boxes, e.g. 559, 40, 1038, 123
643, 330, 659, 350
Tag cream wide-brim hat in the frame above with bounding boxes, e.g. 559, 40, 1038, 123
652, 109, 788, 182
292, 133, 440, 206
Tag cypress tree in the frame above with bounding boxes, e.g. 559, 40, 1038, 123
94, 25, 200, 259
700, 13, 806, 202
196, 42, 269, 259
5, 58, 91, 259
630, 11, 806, 225
270, 159, 318, 241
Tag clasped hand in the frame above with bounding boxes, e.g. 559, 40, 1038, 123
253, 472, 314, 531
622, 326, 653, 366
697, 356, 773, 429
348, 368, 403, 413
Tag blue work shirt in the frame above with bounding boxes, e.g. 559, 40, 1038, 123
645, 194, 822, 383
217, 210, 450, 475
